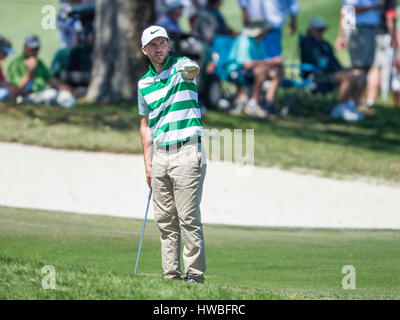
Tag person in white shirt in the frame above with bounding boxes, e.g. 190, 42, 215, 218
336, 0, 398, 114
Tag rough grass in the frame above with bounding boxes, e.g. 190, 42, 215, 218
1, 206, 400, 299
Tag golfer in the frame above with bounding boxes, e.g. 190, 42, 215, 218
138, 26, 207, 283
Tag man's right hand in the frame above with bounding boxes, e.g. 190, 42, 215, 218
145, 165, 152, 187
140, 115, 153, 188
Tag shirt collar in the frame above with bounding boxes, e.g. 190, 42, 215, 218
149, 55, 174, 76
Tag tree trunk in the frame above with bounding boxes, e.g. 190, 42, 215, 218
86, 0, 154, 103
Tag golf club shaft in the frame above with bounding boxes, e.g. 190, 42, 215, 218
134, 187, 152, 275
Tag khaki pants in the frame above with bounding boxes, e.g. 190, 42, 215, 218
151, 141, 207, 281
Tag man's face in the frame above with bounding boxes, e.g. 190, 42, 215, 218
142, 37, 170, 66
24, 46, 40, 58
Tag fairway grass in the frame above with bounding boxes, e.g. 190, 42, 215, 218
0, 104, 399, 184
1, 206, 399, 300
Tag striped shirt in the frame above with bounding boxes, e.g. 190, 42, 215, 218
138, 55, 203, 147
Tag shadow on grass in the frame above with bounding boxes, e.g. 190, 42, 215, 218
0, 103, 140, 131
1, 98, 400, 157
204, 101, 400, 156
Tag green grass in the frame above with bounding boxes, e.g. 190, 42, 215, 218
1, 206, 400, 299
0, 103, 399, 183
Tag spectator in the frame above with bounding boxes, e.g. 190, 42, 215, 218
336, 0, 380, 69
0, 36, 20, 101
192, 0, 237, 110
364, 0, 397, 110
8, 35, 76, 108
336, 0, 397, 113
238, 0, 299, 59
391, 5, 400, 109
156, 0, 184, 33
301, 17, 366, 121
182, 0, 207, 30
51, 29, 93, 98
226, 20, 284, 118
57, 0, 95, 49
58, 0, 84, 49
193, 0, 236, 44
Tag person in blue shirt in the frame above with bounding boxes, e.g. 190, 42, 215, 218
0, 36, 20, 101
302, 17, 366, 121
156, 0, 184, 33
238, 0, 299, 59
336, 0, 397, 113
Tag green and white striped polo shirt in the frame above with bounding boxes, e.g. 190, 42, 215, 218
138, 55, 203, 147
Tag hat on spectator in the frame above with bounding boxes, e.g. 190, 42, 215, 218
0, 36, 15, 55
165, 0, 184, 12
24, 35, 41, 49
308, 17, 327, 30
243, 19, 271, 38
141, 25, 169, 47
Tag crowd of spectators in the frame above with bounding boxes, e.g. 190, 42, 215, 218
0, 0, 94, 108
1, 0, 400, 121
333, 0, 400, 120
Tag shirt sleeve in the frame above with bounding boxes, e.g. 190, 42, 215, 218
138, 90, 150, 116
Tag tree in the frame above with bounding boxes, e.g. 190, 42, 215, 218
86, 0, 154, 103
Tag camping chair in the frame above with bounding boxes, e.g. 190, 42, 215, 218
207, 35, 255, 109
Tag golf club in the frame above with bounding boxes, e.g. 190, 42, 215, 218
134, 187, 152, 275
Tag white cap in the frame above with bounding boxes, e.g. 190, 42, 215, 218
141, 25, 169, 47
